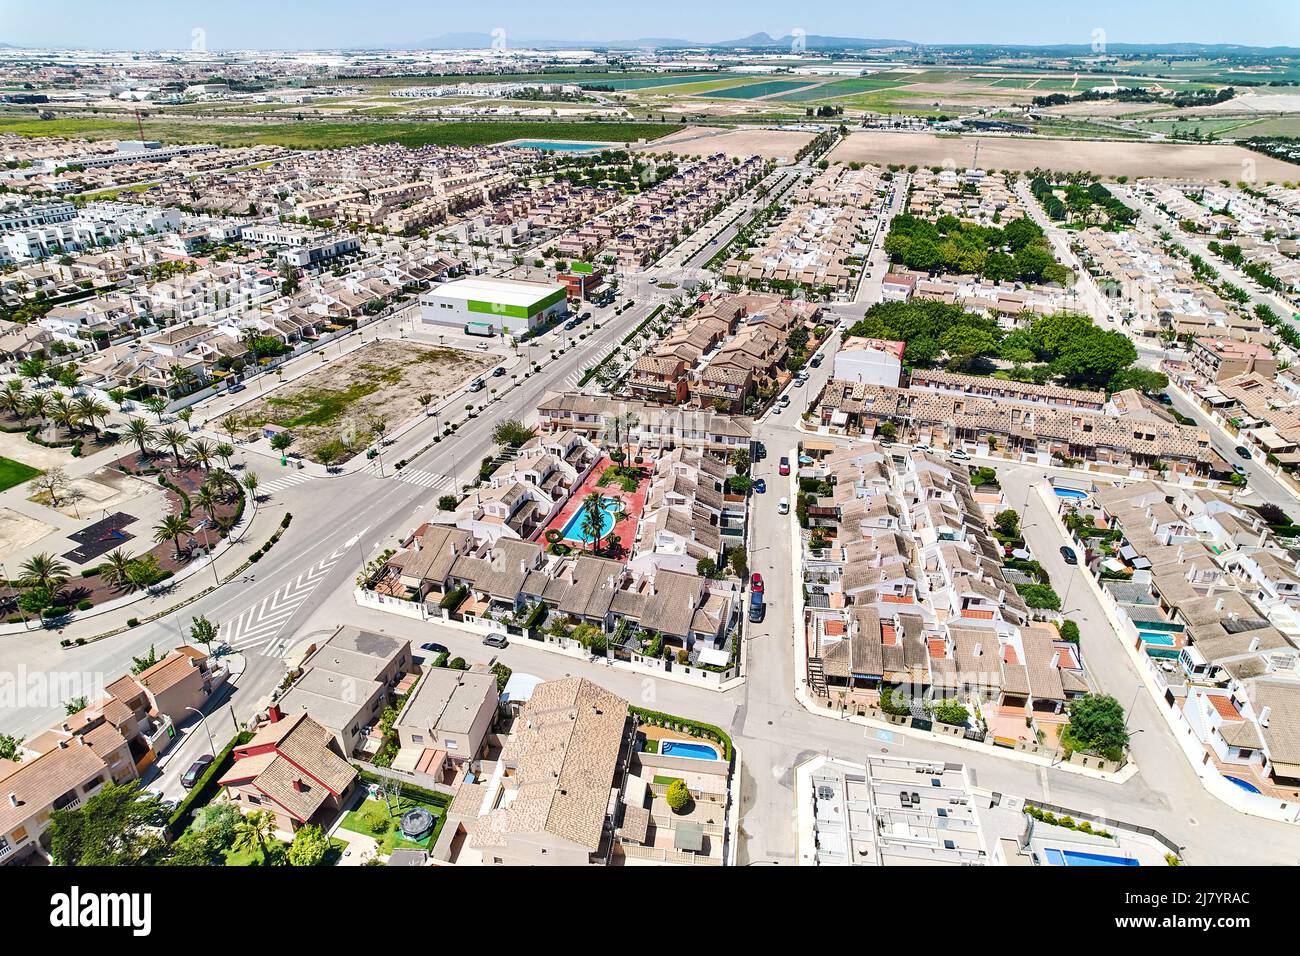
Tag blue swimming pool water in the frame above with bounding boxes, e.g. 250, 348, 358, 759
512, 140, 605, 152
1054, 488, 1089, 500
661, 740, 719, 760
1225, 775, 1261, 793
1140, 632, 1176, 646
1044, 847, 1138, 867
559, 497, 620, 543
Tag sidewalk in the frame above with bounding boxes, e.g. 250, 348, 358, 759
1, 495, 270, 643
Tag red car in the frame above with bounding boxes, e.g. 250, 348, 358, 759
751, 573, 764, 594
778, 457, 791, 476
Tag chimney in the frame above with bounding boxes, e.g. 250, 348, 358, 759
1249, 635, 1261, 653
268, 704, 283, 723
519, 560, 526, 575
7, 793, 16, 808
1214, 597, 1224, 613
973, 642, 983, 658
1259, 706, 1272, 728
61, 722, 70, 732
292, 777, 305, 792
57, 740, 68, 750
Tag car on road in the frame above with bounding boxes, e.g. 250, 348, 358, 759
226, 383, 246, 393
810, 355, 822, 368
749, 590, 765, 623
793, 376, 805, 387
492, 366, 506, 377
777, 496, 790, 515
565, 318, 580, 330
141, 787, 178, 812
950, 449, 971, 461
751, 573, 764, 594
1060, 546, 1078, 565
1233, 463, 1249, 477
1235, 445, 1252, 460
181, 754, 214, 789
753, 441, 766, 461
467, 378, 485, 392
777, 394, 791, 408
753, 478, 766, 494
483, 632, 509, 649
778, 457, 790, 476
580, 311, 591, 320
420, 642, 448, 655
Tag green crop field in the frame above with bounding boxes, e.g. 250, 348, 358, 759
702, 80, 821, 100
0, 115, 684, 150
581, 73, 732, 90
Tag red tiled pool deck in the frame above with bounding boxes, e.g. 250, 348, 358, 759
541, 457, 649, 556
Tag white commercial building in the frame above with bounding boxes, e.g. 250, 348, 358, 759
832, 336, 905, 388
419, 276, 569, 336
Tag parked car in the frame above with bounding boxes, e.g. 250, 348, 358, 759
753, 441, 766, 461
1235, 445, 1252, 460
492, 366, 506, 377
580, 311, 592, 320
751, 573, 764, 594
748, 590, 765, 623
777, 497, 790, 515
483, 632, 509, 649
226, 383, 246, 394
777, 394, 791, 407
950, 449, 971, 460
778, 457, 790, 476
1233, 463, 1249, 477
420, 642, 448, 655
180, 754, 214, 790
810, 355, 822, 368
467, 378, 485, 392
1060, 546, 1078, 565
753, 478, 766, 494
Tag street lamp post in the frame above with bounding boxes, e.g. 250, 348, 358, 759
185, 706, 216, 758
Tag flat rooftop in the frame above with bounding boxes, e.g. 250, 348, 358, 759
427, 276, 566, 307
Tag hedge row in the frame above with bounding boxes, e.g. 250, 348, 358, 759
629, 705, 734, 760
166, 729, 254, 839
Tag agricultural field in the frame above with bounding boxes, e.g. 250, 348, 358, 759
702, 80, 821, 100
773, 74, 913, 102
0, 114, 684, 150
830, 129, 1300, 181
234, 340, 497, 463
636, 125, 817, 160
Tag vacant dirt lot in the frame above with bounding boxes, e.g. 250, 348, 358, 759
830, 130, 1300, 182
237, 340, 496, 462
637, 125, 816, 161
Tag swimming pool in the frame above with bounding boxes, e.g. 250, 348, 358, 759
511, 140, 606, 152
1225, 775, 1261, 793
559, 497, 620, 544
1043, 847, 1138, 867
660, 740, 719, 760
1140, 632, 1176, 647
1054, 488, 1089, 501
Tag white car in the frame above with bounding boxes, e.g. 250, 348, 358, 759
777, 497, 790, 515
950, 449, 971, 461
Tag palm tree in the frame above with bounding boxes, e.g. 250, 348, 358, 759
579, 492, 606, 555
143, 396, 168, 423
153, 514, 194, 558
194, 485, 220, 526
177, 408, 194, 432
231, 810, 276, 862
124, 417, 156, 461
220, 414, 243, 444
17, 553, 70, 593
99, 548, 138, 591
49, 396, 79, 435
242, 471, 260, 501
0, 380, 25, 419
23, 392, 48, 424
157, 426, 189, 469
188, 438, 216, 473
207, 469, 238, 501
215, 442, 235, 470
73, 396, 110, 439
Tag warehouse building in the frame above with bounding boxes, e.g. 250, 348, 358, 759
419, 277, 569, 336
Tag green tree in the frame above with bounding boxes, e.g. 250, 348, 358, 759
0, 734, 23, 762
124, 417, 157, 461
48, 782, 166, 865
64, 695, 88, 715
994, 509, 1021, 538
17, 552, 69, 593
1063, 694, 1130, 761
190, 614, 218, 653
491, 418, 533, 448
665, 778, 691, 813
154, 513, 194, 557
157, 425, 189, 469
580, 492, 606, 554
288, 824, 330, 866
231, 809, 279, 863
929, 698, 969, 726
131, 644, 160, 674
269, 431, 295, 455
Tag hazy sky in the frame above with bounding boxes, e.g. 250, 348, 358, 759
2, 0, 1298, 49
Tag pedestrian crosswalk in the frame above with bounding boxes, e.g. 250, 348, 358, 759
221, 547, 346, 658
392, 468, 455, 490
258, 471, 313, 496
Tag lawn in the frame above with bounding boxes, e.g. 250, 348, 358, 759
339, 796, 446, 854
0, 115, 684, 150
0, 456, 40, 492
